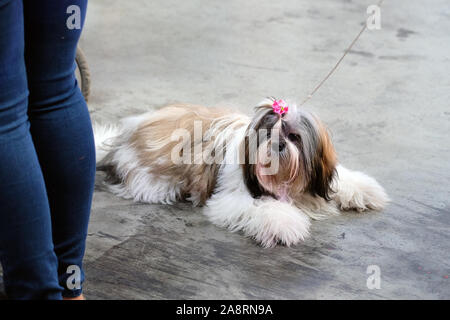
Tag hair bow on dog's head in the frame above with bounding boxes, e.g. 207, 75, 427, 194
272, 99, 289, 115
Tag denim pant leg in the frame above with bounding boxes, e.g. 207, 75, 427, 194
0, 0, 62, 300
23, 0, 95, 298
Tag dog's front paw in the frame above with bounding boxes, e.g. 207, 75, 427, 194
247, 200, 311, 248
334, 169, 389, 212
205, 195, 311, 248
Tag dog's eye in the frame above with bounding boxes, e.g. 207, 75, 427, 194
288, 133, 301, 142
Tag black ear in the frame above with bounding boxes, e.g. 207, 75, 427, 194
307, 159, 337, 200
241, 135, 266, 199
240, 103, 279, 199
242, 164, 264, 198
306, 127, 337, 200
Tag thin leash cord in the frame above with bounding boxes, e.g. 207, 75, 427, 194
299, 0, 385, 106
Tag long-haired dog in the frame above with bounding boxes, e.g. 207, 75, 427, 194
94, 98, 389, 247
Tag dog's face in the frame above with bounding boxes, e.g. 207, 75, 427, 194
242, 99, 337, 201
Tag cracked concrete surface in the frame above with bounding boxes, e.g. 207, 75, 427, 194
1, 0, 449, 299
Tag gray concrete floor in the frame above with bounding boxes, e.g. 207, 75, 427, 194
1, 0, 449, 299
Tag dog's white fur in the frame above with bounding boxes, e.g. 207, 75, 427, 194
94, 101, 389, 248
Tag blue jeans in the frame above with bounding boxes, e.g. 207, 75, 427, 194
0, 0, 94, 299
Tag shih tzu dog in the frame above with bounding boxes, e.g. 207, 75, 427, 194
94, 98, 389, 247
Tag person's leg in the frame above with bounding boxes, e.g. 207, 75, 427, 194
0, 0, 62, 300
23, 0, 95, 298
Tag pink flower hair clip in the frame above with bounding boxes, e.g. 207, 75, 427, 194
272, 99, 289, 115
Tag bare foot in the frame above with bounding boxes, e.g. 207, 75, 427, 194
63, 294, 85, 300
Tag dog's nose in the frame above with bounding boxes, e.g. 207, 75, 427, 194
278, 141, 286, 152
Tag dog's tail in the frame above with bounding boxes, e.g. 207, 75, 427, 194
93, 122, 121, 163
